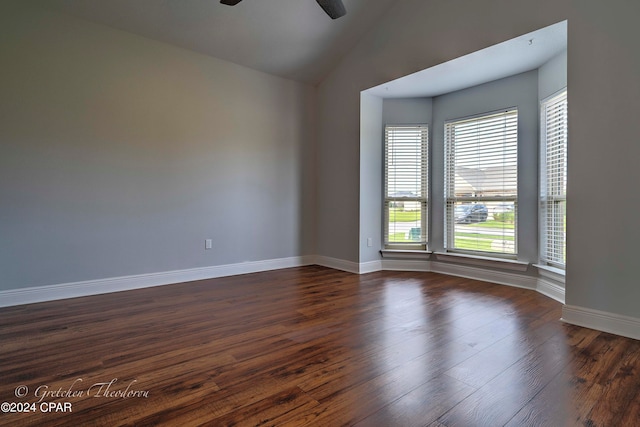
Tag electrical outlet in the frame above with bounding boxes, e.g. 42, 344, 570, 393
367, 237, 372, 247
205, 239, 212, 249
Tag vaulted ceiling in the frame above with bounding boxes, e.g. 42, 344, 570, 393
35, 0, 397, 85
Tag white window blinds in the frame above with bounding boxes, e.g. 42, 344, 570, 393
445, 109, 518, 255
540, 90, 567, 268
384, 125, 428, 248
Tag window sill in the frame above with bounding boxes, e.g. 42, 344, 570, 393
434, 251, 529, 272
533, 264, 565, 282
380, 249, 432, 260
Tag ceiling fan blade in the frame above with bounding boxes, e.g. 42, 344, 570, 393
220, 0, 243, 5
316, 0, 347, 19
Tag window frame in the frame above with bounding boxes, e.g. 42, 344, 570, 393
444, 108, 519, 258
539, 89, 568, 269
383, 124, 429, 250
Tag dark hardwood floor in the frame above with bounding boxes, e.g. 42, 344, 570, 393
1, 266, 638, 426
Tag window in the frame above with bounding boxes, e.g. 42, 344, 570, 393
384, 125, 428, 249
540, 90, 567, 268
445, 109, 518, 255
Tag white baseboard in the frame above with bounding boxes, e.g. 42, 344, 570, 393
5, 254, 637, 342
434, 252, 529, 272
3, 255, 636, 343
381, 259, 431, 272
536, 278, 565, 304
0, 254, 563, 311
322, 257, 554, 301
430, 261, 537, 291
561, 305, 640, 341
358, 260, 383, 274
314, 255, 361, 274
0, 256, 314, 308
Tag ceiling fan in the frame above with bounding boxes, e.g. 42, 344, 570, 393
220, 0, 347, 20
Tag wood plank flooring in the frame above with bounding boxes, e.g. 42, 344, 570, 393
0, 266, 638, 426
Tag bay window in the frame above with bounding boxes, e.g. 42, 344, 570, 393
384, 125, 428, 249
444, 109, 518, 256
540, 90, 568, 268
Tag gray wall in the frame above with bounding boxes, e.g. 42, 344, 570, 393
539, 50, 568, 100
432, 70, 539, 261
382, 98, 434, 125
537, 49, 568, 280
0, 3, 316, 290
359, 93, 383, 263
360, 96, 434, 263
317, 0, 640, 319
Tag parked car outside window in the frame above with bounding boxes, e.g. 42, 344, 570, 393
455, 204, 488, 224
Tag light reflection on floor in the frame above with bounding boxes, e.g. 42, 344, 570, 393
372, 278, 542, 422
